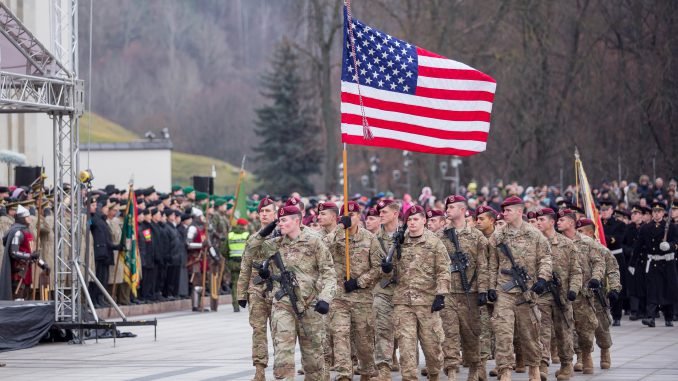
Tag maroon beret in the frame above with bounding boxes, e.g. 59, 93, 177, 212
404, 205, 426, 221
501, 196, 524, 208
475, 205, 497, 218
445, 195, 466, 207
557, 209, 576, 220
376, 199, 395, 211
257, 197, 274, 213
426, 209, 445, 218
345, 201, 361, 213
278, 205, 301, 218
465, 208, 475, 218
537, 208, 556, 218
366, 207, 379, 217
576, 218, 595, 229
285, 197, 300, 207
496, 213, 505, 221
317, 201, 338, 213
526, 211, 537, 219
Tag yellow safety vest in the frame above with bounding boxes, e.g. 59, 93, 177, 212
228, 231, 249, 258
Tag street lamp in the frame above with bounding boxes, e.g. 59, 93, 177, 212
402, 151, 412, 195
440, 157, 462, 195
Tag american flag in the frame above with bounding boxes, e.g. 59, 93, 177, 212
341, 13, 496, 156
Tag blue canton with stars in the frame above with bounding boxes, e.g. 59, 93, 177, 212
341, 15, 418, 94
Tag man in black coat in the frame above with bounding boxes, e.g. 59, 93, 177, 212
637, 201, 678, 327
90, 200, 122, 307
600, 200, 628, 325
624, 205, 646, 320
138, 209, 156, 302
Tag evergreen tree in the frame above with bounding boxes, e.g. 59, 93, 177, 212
252, 42, 323, 195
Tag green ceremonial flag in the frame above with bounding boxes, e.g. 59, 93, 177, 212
120, 189, 141, 297
230, 156, 248, 223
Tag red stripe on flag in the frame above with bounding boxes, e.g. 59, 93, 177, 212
341, 92, 491, 122
341, 114, 489, 141
416, 47, 446, 58
341, 134, 480, 156
418, 66, 496, 83
415, 87, 496, 102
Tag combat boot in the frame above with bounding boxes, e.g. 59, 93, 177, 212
428, 373, 440, 381
555, 363, 573, 380
514, 353, 526, 373
600, 347, 611, 369
477, 360, 488, 381
527, 366, 540, 381
467, 363, 483, 381
582, 351, 594, 374
539, 363, 548, 381
573, 352, 583, 372
422, 367, 429, 376
489, 367, 498, 377
445, 366, 457, 381
498, 369, 512, 381
251, 364, 265, 381
377, 364, 392, 381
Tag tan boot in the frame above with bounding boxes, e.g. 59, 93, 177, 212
429, 373, 440, 381
422, 367, 429, 376
573, 352, 583, 372
359, 376, 374, 381
527, 366, 540, 381
498, 369, 512, 381
445, 367, 457, 381
538, 364, 548, 381
377, 364, 392, 381
477, 360, 488, 381
467, 363, 483, 381
252, 364, 265, 381
551, 342, 560, 364
489, 367, 498, 377
514, 353, 526, 373
582, 351, 594, 374
555, 363, 573, 380
600, 347, 611, 369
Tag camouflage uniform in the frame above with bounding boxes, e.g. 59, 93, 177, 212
570, 233, 605, 371
438, 224, 489, 377
489, 222, 552, 376
269, 228, 337, 380
594, 244, 621, 357
537, 233, 582, 375
391, 229, 451, 381
325, 225, 381, 379
369, 225, 399, 378
237, 230, 275, 370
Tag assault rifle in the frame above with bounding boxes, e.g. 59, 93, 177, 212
445, 227, 471, 308
379, 225, 406, 288
591, 286, 612, 325
497, 242, 540, 324
549, 271, 570, 328
269, 251, 308, 335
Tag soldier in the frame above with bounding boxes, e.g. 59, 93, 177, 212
527, 211, 538, 227
439, 196, 489, 380
237, 197, 277, 380
107, 201, 128, 305
535, 208, 582, 381
624, 204, 646, 320
488, 196, 552, 381
90, 200, 123, 307
226, 218, 250, 312
671, 200, 678, 224
599, 200, 627, 326
576, 218, 621, 370
556, 209, 605, 375
365, 207, 381, 235
381, 205, 450, 381
475, 205, 498, 378
317, 201, 339, 236
426, 209, 447, 234
259, 205, 337, 380
637, 201, 678, 327
370, 199, 402, 379
325, 201, 380, 380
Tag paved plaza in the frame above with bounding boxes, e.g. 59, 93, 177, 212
1, 305, 678, 380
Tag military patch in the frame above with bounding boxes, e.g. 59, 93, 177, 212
142, 228, 152, 241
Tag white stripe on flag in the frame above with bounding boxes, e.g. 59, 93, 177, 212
418, 56, 478, 71
417, 76, 497, 93
341, 123, 487, 151
342, 82, 493, 113
340, 102, 490, 132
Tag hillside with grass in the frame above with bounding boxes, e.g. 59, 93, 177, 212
79, 113, 256, 194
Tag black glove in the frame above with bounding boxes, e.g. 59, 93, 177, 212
607, 290, 619, 304
381, 259, 393, 274
588, 278, 601, 289
339, 215, 352, 229
393, 229, 405, 244
478, 292, 488, 306
344, 278, 360, 293
488, 289, 498, 302
531, 278, 547, 295
259, 220, 278, 237
258, 267, 270, 279
567, 290, 577, 301
315, 300, 330, 315
238, 300, 247, 308
31, 251, 41, 260
431, 294, 445, 312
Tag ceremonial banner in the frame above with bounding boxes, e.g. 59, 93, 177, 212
575, 149, 607, 246
120, 190, 141, 296
341, 8, 496, 156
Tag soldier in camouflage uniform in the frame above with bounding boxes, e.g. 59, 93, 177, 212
439, 196, 489, 381
556, 210, 605, 375
237, 197, 277, 381
488, 196, 552, 381
381, 205, 450, 381
259, 205, 337, 381
325, 201, 380, 380
475, 205, 499, 378
576, 218, 621, 371
369, 199, 402, 380
535, 208, 582, 381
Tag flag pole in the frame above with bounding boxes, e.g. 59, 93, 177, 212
230, 155, 247, 226
343, 143, 351, 280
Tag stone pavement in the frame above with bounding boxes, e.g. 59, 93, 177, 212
1, 305, 677, 380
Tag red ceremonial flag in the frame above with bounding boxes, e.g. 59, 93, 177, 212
341, 9, 497, 156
